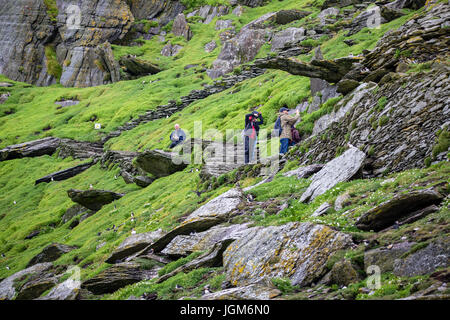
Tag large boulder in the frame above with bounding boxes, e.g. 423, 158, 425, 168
161, 223, 253, 258
135, 149, 188, 178
223, 222, 353, 287
119, 55, 161, 78
106, 229, 166, 264
355, 189, 444, 231
0, 137, 60, 161
81, 262, 158, 295
186, 188, 243, 221
67, 189, 124, 211
27, 243, 77, 267
0, 263, 54, 300
300, 146, 366, 203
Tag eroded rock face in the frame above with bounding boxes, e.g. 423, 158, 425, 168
0, 1, 57, 86
27, 243, 77, 267
300, 146, 366, 203
0, 263, 54, 300
356, 189, 444, 231
0, 137, 61, 161
161, 42, 183, 56
67, 189, 124, 211
223, 222, 353, 287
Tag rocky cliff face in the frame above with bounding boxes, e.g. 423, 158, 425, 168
0, 0, 57, 86
0, 0, 187, 87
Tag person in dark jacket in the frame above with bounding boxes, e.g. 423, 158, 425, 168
169, 124, 186, 148
243, 110, 263, 164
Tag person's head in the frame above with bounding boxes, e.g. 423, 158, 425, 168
279, 107, 289, 114
252, 110, 260, 117
174, 123, 180, 130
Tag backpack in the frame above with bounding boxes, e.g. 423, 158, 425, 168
274, 117, 282, 136
291, 127, 301, 144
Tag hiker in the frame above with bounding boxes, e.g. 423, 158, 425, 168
169, 124, 186, 148
277, 107, 300, 155
244, 110, 264, 164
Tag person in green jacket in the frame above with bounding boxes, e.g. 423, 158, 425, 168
278, 107, 300, 154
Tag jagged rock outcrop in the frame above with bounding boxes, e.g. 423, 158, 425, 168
300, 146, 366, 203
208, 10, 311, 78
356, 189, 444, 231
223, 222, 353, 287
35, 162, 94, 184
0, 137, 61, 161
56, 1, 133, 87
188, 5, 230, 24
291, 67, 450, 177
67, 189, 124, 211
27, 243, 78, 267
0, 0, 57, 86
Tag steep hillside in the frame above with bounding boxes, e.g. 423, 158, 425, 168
0, 0, 448, 301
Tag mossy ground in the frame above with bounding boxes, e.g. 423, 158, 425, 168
0, 0, 448, 300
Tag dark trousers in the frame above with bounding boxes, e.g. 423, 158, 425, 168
280, 138, 291, 154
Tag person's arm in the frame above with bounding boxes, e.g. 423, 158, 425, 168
179, 130, 186, 141
170, 131, 174, 141
256, 114, 263, 125
286, 111, 300, 125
